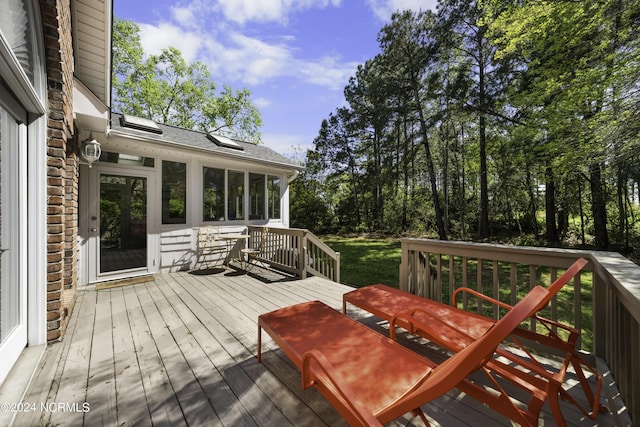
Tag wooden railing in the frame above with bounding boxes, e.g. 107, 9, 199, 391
399, 238, 640, 424
304, 232, 341, 283
246, 226, 340, 283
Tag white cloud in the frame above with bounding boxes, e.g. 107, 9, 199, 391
170, 0, 213, 29
150, 26, 359, 90
253, 97, 272, 109
138, 22, 203, 62
366, 0, 438, 21
220, 32, 292, 83
263, 132, 314, 157
297, 55, 360, 91
170, 5, 196, 26
216, 0, 342, 25
134, 0, 361, 93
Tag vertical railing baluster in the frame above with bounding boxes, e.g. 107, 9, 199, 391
477, 258, 483, 315
549, 267, 558, 334
462, 257, 468, 310
492, 260, 499, 319
510, 262, 517, 306
529, 264, 537, 332
573, 271, 582, 348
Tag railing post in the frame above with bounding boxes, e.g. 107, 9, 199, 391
399, 240, 409, 292
593, 269, 607, 359
299, 230, 307, 279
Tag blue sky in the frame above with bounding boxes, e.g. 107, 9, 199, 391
114, 0, 438, 158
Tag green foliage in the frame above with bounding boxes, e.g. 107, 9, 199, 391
112, 18, 262, 143
201, 85, 263, 142
289, 170, 335, 233
302, 1, 640, 254
99, 199, 121, 247
320, 236, 402, 287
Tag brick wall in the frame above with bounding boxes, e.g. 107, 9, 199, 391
40, 0, 78, 342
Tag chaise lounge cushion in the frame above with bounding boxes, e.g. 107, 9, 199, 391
258, 301, 435, 416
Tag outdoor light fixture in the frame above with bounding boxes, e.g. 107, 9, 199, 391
79, 134, 102, 167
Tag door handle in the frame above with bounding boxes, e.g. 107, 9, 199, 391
0, 248, 8, 255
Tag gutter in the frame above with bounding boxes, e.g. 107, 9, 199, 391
288, 169, 300, 184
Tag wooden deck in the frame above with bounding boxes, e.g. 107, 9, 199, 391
13, 267, 629, 426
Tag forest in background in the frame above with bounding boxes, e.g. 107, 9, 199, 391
290, 0, 640, 256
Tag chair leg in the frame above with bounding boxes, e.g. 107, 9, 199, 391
241, 254, 254, 273
411, 408, 430, 426
548, 384, 568, 427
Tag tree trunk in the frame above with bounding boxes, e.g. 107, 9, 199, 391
410, 73, 447, 240
477, 36, 490, 239
402, 119, 410, 230
616, 163, 627, 248
545, 166, 559, 244
347, 151, 361, 228
590, 161, 609, 250
578, 178, 586, 245
526, 167, 539, 237
478, 114, 489, 238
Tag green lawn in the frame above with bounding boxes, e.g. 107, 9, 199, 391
321, 236, 402, 288
320, 235, 593, 350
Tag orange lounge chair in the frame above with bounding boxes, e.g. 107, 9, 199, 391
342, 257, 606, 425
258, 283, 560, 427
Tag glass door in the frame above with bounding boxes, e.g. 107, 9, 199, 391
0, 101, 27, 372
99, 174, 148, 274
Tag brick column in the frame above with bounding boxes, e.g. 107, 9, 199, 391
40, 0, 77, 342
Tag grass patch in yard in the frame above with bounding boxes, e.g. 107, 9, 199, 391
321, 236, 401, 288
320, 236, 593, 351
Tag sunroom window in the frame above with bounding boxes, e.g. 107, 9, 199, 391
268, 176, 280, 220
202, 169, 282, 222
249, 173, 265, 220
162, 161, 186, 224
100, 151, 154, 167
227, 170, 244, 220
203, 167, 225, 221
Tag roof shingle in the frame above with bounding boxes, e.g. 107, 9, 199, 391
109, 112, 302, 170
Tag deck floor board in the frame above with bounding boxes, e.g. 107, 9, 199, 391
12, 268, 628, 426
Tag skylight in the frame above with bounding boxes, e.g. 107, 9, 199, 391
121, 114, 162, 134
206, 132, 244, 151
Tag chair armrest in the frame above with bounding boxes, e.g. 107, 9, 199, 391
453, 287, 514, 311
530, 315, 581, 345
454, 287, 581, 347
390, 307, 475, 345
302, 349, 383, 427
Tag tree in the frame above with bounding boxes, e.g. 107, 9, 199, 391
437, 0, 507, 239
312, 110, 364, 228
300, 0, 640, 250
344, 58, 402, 231
202, 85, 263, 142
377, 10, 448, 240
289, 171, 334, 232
486, 0, 640, 249
112, 18, 262, 142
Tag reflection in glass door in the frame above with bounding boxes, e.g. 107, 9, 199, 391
0, 102, 27, 364
99, 174, 147, 273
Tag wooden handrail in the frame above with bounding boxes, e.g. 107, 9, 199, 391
304, 231, 341, 283
246, 226, 340, 282
399, 238, 640, 424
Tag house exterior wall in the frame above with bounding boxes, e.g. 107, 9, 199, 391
80, 134, 293, 281
40, 0, 78, 342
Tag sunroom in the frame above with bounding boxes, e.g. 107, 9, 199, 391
77, 112, 303, 284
